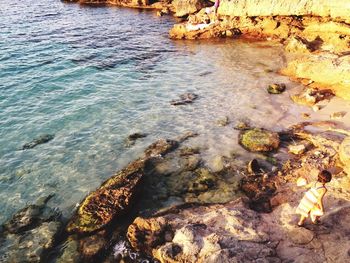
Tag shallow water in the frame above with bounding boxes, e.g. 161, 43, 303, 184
1, 0, 349, 225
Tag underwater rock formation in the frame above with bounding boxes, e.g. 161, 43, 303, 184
22, 134, 54, 150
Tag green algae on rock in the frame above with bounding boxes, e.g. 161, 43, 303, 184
239, 128, 280, 152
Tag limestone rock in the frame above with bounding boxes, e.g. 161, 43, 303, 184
217, 0, 350, 21
239, 128, 280, 152
288, 144, 306, 155
172, 0, 211, 17
282, 53, 350, 100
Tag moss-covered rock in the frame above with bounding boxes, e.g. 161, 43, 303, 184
239, 128, 280, 152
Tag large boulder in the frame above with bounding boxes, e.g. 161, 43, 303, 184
281, 53, 350, 100
172, 0, 212, 17
67, 139, 179, 234
239, 128, 280, 152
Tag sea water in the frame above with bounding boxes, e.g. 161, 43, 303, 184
1, 0, 348, 224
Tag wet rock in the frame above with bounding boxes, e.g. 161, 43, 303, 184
80, 231, 108, 260
144, 139, 179, 158
172, 0, 211, 17
179, 146, 200, 156
216, 116, 229, 126
4, 221, 61, 263
208, 155, 227, 173
56, 239, 80, 263
267, 83, 286, 94
2, 194, 56, 234
22, 134, 54, 150
188, 168, 216, 193
239, 128, 280, 152
170, 93, 198, 106
125, 132, 147, 147
67, 139, 179, 234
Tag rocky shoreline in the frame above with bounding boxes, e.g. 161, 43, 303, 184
1, 1, 350, 262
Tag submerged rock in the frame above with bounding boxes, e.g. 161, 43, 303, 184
22, 134, 54, 150
2, 194, 56, 234
239, 128, 280, 152
216, 116, 229, 126
170, 93, 198, 106
4, 221, 62, 263
267, 83, 286, 94
125, 132, 147, 147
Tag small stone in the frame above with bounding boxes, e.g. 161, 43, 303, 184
301, 113, 310, 119
330, 111, 347, 120
288, 144, 306, 155
312, 105, 321, 112
171, 93, 198, 106
234, 121, 250, 130
22, 134, 54, 150
267, 83, 286, 94
216, 116, 229, 127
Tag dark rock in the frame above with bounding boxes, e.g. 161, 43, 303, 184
80, 231, 108, 260
267, 83, 286, 94
2, 194, 56, 234
179, 146, 200, 156
144, 139, 179, 158
239, 128, 280, 152
125, 133, 148, 147
22, 134, 54, 150
171, 93, 198, 106
247, 159, 261, 175
2, 221, 62, 263
188, 168, 216, 193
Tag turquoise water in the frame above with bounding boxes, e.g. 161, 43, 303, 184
0, 0, 311, 223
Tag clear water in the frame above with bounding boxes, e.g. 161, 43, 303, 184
2, 0, 347, 224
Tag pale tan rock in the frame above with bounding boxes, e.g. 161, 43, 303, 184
218, 0, 350, 20
282, 53, 350, 100
288, 144, 306, 155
